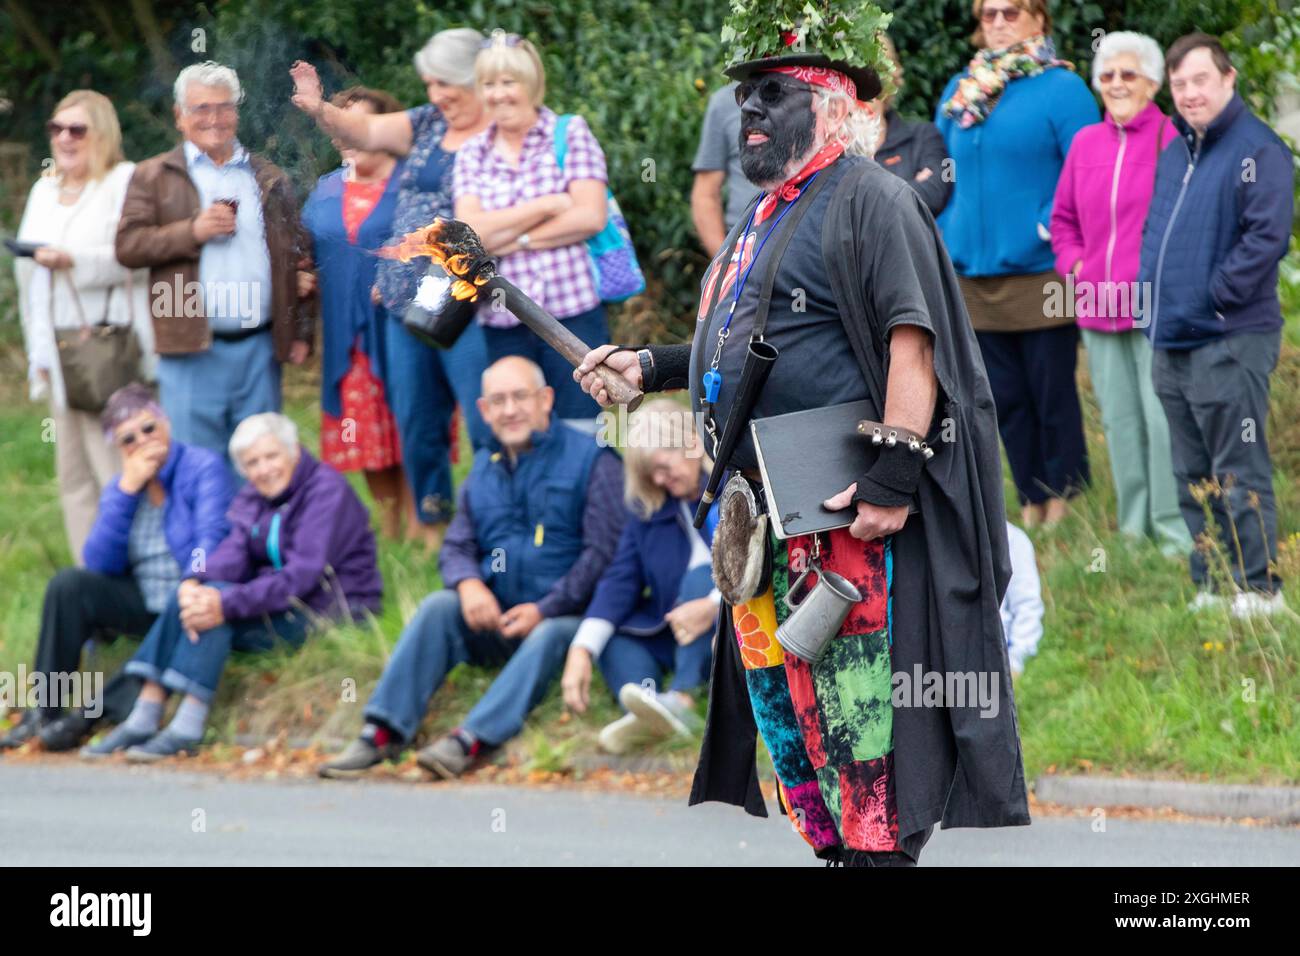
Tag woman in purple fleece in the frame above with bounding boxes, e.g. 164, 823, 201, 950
85, 412, 383, 761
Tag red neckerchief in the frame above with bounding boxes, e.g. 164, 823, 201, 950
753, 141, 845, 223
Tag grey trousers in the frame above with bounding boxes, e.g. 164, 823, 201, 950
1151, 331, 1281, 594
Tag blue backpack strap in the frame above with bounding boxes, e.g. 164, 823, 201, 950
553, 113, 573, 172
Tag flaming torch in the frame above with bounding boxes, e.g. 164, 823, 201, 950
384, 218, 643, 410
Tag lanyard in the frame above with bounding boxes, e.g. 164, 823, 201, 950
702, 170, 821, 402
702, 169, 821, 455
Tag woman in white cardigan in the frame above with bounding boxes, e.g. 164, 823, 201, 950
14, 90, 154, 562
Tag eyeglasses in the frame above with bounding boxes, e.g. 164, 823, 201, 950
45, 121, 89, 140
481, 29, 523, 49
116, 420, 159, 448
184, 102, 238, 120
483, 388, 542, 410
1099, 69, 1141, 84
734, 75, 812, 107
980, 5, 1022, 23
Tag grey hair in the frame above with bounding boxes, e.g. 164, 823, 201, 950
481, 355, 546, 393
174, 61, 244, 106
814, 88, 882, 158
229, 412, 298, 476
1093, 31, 1165, 90
413, 28, 485, 86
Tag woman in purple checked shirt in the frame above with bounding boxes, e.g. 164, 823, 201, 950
453, 31, 612, 430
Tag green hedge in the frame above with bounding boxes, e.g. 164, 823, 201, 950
0, 0, 1294, 341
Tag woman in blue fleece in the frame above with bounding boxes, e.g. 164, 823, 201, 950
935, 0, 1099, 528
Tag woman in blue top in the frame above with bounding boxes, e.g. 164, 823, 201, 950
303, 86, 408, 538
935, 0, 1099, 528
290, 29, 491, 552
559, 399, 720, 755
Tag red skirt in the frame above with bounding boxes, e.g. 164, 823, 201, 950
321, 347, 402, 472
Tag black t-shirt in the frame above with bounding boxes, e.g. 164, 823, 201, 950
688, 157, 876, 472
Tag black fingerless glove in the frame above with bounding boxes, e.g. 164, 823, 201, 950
852, 445, 926, 508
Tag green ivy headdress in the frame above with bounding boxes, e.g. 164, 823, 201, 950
720, 0, 896, 101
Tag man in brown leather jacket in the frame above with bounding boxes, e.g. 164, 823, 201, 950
117, 60, 313, 468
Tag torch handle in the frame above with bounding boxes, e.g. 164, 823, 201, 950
486, 276, 643, 410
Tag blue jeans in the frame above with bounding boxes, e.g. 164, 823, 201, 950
384, 315, 489, 524
597, 564, 716, 700
364, 589, 579, 745
157, 334, 281, 478
599, 629, 713, 700
482, 305, 609, 422
124, 587, 308, 703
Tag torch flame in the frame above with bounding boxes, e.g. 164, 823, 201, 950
378, 217, 496, 303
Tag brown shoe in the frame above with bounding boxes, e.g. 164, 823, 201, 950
416, 734, 476, 779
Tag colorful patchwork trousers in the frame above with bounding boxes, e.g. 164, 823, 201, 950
731, 526, 898, 854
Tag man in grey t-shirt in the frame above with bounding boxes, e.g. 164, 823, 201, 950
690, 82, 762, 256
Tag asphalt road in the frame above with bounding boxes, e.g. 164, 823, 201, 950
2, 762, 1297, 866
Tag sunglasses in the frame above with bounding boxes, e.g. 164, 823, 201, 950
980, 5, 1022, 23
116, 420, 159, 448
46, 121, 89, 140
734, 75, 812, 107
1099, 69, 1141, 84
481, 30, 523, 49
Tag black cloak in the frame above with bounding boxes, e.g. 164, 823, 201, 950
684, 158, 1032, 845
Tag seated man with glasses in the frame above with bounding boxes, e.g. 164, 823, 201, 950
319, 356, 625, 779
0, 384, 233, 753
115, 60, 313, 474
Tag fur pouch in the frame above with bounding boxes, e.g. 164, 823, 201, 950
711, 474, 772, 606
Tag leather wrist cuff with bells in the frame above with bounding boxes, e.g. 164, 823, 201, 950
852, 425, 933, 509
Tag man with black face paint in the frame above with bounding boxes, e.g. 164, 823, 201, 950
576, 0, 1029, 867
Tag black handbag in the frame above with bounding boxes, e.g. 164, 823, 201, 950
53, 270, 142, 413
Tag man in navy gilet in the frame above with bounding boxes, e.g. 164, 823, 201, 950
319, 356, 625, 779
1139, 32, 1295, 619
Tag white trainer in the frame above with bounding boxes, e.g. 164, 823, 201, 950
1230, 590, 1286, 620
597, 712, 645, 755
1186, 591, 1228, 613
619, 682, 696, 738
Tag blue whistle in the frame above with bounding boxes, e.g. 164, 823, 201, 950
702, 369, 722, 402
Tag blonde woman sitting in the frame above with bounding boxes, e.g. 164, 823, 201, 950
560, 399, 720, 753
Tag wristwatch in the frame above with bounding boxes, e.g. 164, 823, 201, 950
517, 232, 531, 250
637, 348, 655, 390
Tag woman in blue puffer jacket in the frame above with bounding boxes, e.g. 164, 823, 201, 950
0, 384, 231, 752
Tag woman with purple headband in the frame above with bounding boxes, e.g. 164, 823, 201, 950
0, 384, 233, 753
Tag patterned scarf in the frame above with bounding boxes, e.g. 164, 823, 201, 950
941, 35, 1070, 129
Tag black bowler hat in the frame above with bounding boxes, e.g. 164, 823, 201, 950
724, 52, 882, 102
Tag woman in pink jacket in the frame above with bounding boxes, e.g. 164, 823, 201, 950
1050, 31, 1191, 556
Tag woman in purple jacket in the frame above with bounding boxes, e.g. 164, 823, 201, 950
85, 412, 383, 760
558, 400, 720, 754
1050, 31, 1191, 555
0, 384, 232, 753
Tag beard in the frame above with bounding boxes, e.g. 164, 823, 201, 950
739, 109, 816, 186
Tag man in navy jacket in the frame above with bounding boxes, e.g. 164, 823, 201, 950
319, 356, 624, 779
1139, 32, 1295, 618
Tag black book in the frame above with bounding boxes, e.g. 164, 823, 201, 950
749, 399, 916, 539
